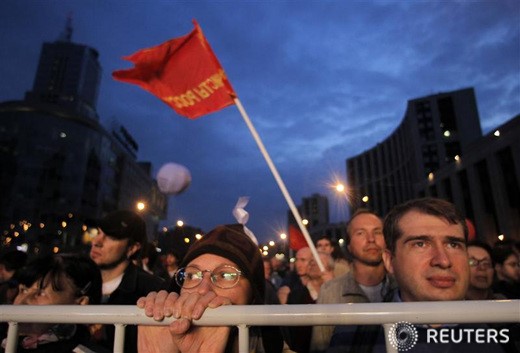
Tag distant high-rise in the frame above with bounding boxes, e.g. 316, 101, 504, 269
347, 88, 481, 214
25, 17, 101, 121
300, 193, 330, 228
0, 19, 166, 253
346, 88, 520, 242
287, 193, 346, 244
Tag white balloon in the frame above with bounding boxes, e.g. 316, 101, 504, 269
156, 163, 191, 195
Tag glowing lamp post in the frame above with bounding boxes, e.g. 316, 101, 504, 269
334, 182, 350, 204
280, 232, 287, 257
136, 201, 146, 212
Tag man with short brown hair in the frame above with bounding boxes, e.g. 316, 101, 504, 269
329, 198, 507, 352
310, 210, 396, 352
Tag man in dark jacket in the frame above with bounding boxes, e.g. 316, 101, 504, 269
89, 210, 166, 353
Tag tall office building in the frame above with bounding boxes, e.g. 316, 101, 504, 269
0, 22, 166, 253
418, 115, 520, 242
346, 88, 519, 242
25, 18, 101, 121
300, 193, 330, 228
287, 193, 346, 245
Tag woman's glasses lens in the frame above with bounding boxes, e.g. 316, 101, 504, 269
174, 265, 241, 289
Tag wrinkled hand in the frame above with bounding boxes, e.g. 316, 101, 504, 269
137, 290, 234, 353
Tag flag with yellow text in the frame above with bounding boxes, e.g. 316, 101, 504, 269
112, 20, 236, 119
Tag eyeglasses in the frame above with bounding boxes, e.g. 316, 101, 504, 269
174, 265, 242, 289
468, 258, 492, 269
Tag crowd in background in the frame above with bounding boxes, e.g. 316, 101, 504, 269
0, 197, 519, 353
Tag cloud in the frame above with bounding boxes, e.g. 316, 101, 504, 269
0, 0, 518, 241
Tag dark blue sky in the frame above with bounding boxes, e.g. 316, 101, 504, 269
1, 1, 519, 243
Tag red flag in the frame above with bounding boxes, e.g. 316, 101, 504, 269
289, 224, 307, 251
112, 20, 236, 119
466, 218, 476, 241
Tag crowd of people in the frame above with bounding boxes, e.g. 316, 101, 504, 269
0, 197, 519, 353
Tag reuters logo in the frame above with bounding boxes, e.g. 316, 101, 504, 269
388, 321, 418, 351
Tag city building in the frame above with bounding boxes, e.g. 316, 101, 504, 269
0, 21, 166, 254
287, 193, 347, 246
300, 193, 330, 228
346, 87, 519, 243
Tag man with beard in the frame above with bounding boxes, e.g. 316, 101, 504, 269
310, 209, 397, 353
89, 210, 166, 353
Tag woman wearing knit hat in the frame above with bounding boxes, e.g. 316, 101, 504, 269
137, 224, 288, 353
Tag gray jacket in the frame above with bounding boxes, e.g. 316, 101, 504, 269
310, 271, 397, 353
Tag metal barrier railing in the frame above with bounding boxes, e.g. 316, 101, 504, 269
2, 300, 519, 353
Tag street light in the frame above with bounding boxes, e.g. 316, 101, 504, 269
136, 201, 146, 211
280, 232, 288, 258
333, 182, 351, 204
331, 181, 353, 222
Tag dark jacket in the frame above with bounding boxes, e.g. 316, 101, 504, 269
286, 280, 315, 353
99, 263, 166, 353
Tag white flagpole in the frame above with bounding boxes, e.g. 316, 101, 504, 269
233, 97, 325, 272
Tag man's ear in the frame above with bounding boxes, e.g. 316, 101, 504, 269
76, 296, 90, 305
382, 249, 394, 275
127, 242, 142, 258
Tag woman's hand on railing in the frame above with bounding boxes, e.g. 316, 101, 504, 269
137, 290, 234, 353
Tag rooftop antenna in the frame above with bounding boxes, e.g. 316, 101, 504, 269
59, 12, 73, 42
